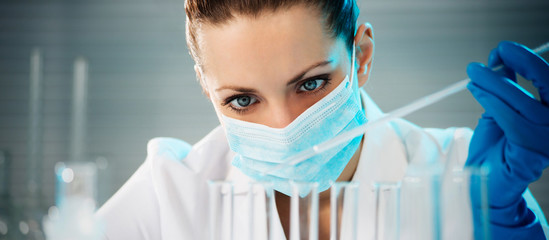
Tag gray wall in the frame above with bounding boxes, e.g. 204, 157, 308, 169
0, 0, 548, 232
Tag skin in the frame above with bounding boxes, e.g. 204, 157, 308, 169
195, 4, 374, 240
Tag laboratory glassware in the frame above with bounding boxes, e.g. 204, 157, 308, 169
43, 162, 102, 240
400, 164, 490, 240
372, 182, 400, 240
290, 182, 319, 240
330, 181, 359, 240
440, 167, 490, 240
247, 182, 277, 240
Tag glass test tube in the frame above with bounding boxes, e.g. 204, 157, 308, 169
55, 162, 97, 206
290, 182, 319, 240
400, 164, 441, 240
247, 182, 277, 240
440, 167, 490, 240
468, 167, 490, 240
400, 165, 490, 240
372, 182, 400, 240
209, 181, 281, 240
330, 181, 359, 240
208, 181, 234, 240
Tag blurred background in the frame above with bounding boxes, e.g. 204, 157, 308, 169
0, 0, 548, 238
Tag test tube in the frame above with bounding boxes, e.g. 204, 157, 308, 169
400, 165, 490, 240
290, 182, 319, 240
400, 164, 441, 240
440, 167, 490, 240
469, 167, 491, 240
372, 182, 400, 240
330, 181, 359, 240
28, 48, 43, 199
247, 182, 277, 240
70, 57, 89, 163
208, 181, 234, 240
55, 162, 97, 206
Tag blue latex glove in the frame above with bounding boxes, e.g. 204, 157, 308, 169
467, 41, 549, 239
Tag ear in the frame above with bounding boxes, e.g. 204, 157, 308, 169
195, 64, 210, 99
354, 22, 374, 87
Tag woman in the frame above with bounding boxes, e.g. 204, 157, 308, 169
96, 0, 549, 239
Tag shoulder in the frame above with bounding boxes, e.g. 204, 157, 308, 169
423, 126, 473, 148
143, 126, 233, 238
145, 125, 231, 170
387, 118, 473, 150
143, 126, 238, 187
385, 119, 473, 166
360, 90, 473, 154
96, 126, 233, 239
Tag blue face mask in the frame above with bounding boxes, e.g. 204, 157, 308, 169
221, 45, 367, 196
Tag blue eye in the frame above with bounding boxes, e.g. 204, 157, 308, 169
299, 79, 325, 92
230, 95, 257, 109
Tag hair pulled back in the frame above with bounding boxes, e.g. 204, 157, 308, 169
185, 0, 359, 66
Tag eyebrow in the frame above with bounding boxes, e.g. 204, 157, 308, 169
215, 60, 333, 92
286, 60, 333, 86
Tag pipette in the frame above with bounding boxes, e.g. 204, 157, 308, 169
262, 41, 549, 176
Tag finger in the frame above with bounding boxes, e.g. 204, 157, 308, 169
488, 48, 516, 81
469, 82, 549, 153
467, 62, 549, 125
497, 41, 549, 105
465, 116, 503, 166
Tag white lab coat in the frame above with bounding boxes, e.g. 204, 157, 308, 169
96, 90, 548, 239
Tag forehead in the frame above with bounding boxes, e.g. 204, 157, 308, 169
198, 5, 339, 86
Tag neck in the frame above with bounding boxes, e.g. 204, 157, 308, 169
336, 136, 364, 182
335, 90, 366, 183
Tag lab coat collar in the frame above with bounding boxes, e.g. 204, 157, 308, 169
352, 89, 409, 183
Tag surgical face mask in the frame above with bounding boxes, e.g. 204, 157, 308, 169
221, 45, 367, 196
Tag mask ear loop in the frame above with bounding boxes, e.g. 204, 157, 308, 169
349, 41, 356, 88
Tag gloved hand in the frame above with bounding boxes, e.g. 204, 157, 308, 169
466, 41, 549, 239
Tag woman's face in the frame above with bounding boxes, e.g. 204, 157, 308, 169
198, 5, 355, 128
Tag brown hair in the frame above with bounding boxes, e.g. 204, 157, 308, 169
185, 0, 359, 67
